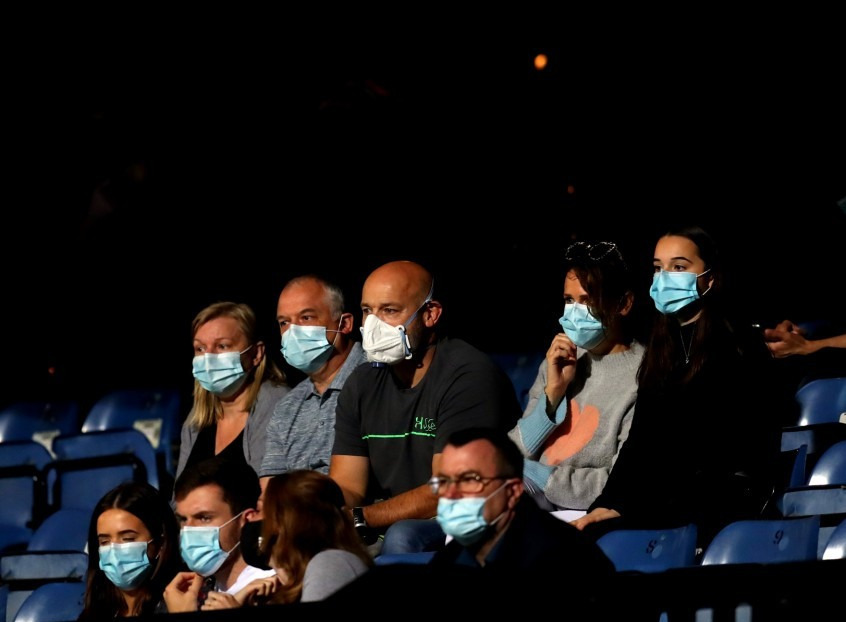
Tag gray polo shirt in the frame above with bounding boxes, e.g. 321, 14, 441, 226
259, 343, 366, 477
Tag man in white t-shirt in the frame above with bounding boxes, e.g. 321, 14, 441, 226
163, 457, 275, 611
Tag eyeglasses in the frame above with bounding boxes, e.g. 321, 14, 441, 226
428, 473, 510, 496
564, 241, 623, 263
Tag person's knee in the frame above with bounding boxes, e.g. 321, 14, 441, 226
381, 520, 444, 554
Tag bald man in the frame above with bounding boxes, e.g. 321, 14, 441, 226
329, 260, 522, 555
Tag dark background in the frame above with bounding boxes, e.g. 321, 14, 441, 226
4, 30, 845, 413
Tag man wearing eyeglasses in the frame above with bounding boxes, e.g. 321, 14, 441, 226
429, 427, 615, 574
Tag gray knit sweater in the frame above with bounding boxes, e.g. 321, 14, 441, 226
508, 342, 644, 510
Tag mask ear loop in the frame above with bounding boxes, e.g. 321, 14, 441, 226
697, 268, 713, 298
397, 279, 435, 360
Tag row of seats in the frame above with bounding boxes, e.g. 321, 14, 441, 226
0, 387, 182, 475
377, 515, 846, 569
0, 432, 153, 554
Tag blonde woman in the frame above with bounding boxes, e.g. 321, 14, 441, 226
176, 301, 288, 484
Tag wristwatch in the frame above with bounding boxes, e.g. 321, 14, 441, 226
352, 506, 367, 530
352, 507, 378, 545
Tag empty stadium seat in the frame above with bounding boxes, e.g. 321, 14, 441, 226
700, 516, 820, 566
0, 400, 79, 454
12, 580, 85, 622
80, 387, 182, 478
597, 523, 698, 573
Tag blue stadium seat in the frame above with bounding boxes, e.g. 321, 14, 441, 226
0, 443, 52, 553
26, 508, 89, 553
80, 387, 182, 478
0, 400, 79, 451
795, 377, 846, 426
0, 465, 47, 555
52, 429, 158, 490
0, 552, 87, 622
374, 552, 436, 565
807, 439, 846, 486
487, 352, 544, 410
43, 451, 148, 516
13, 580, 86, 622
1, 508, 89, 622
700, 516, 820, 566
0, 441, 53, 470
780, 377, 846, 466
597, 523, 698, 573
822, 517, 846, 560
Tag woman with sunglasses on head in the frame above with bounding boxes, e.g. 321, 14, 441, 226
508, 240, 646, 518
79, 482, 182, 620
571, 225, 788, 551
176, 302, 290, 489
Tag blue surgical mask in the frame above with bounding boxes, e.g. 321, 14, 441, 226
649, 269, 711, 315
280, 319, 341, 374
192, 346, 253, 397
558, 303, 606, 350
436, 481, 509, 546
98, 540, 154, 590
180, 511, 243, 576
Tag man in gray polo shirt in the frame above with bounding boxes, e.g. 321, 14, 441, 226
258, 274, 366, 500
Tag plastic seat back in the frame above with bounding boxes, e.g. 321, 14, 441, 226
488, 352, 545, 410
0, 448, 50, 553
0, 401, 79, 453
0, 441, 53, 470
374, 552, 436, 565
597, 523, 698, 573
13, 581, 85, 622
1, 552, 88, 622
700, 516, 820, 566
795, 377, 846, 426
822, 517, 846, 560
43, 453, 147, 516
52, 429, 158, 490
0, 444, 54, 544
26, 508, 89, 553
81, 387, 181, 476
807, 439, 846, 486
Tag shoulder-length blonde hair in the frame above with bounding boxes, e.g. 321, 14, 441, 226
187, 301, 285, 429
261, 470, 373, 604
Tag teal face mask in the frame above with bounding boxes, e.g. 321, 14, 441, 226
98, 540, 154, 590
180, 511, 243, 577
558, 303, 606, 350
649, 269, 711, 315
192, 346, 253, 397
436, 481, 509, 546
280, 319, 341, 374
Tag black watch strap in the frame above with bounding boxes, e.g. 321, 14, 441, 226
352, 507, 378, 545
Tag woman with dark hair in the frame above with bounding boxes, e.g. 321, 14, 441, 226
572, 225, 787, 550
508, 240, 646, 515
78, 482, 182, 619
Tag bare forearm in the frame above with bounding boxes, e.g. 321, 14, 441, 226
816, 334, 846, 352
360, 484, 438, 528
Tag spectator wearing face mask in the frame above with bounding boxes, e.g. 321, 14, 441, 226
571, 225, 789, 551
429, 427, 614, 574
79, 482, 182, 620
329, 260, 522, 556
163, 457, 275, 612
508, 240, 646, 517
258, 275, 366, 508
176, 302, 290, 489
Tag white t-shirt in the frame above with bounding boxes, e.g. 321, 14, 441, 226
221, 564, 276, 595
